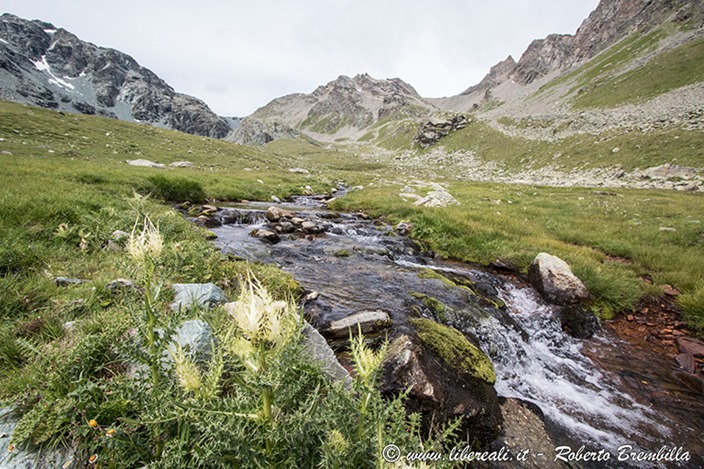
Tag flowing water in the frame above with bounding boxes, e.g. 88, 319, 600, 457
207, 194, 704, 468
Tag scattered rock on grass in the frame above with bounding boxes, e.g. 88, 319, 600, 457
126, 159, 166, 169
164, 320, 215, 366
170, 283, 228, 312
55, 277, 83, 286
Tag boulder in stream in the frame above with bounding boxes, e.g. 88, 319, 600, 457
381, 321, 502, 447
528, 253, 589, 305
265, 206, 294, 222
321, 310, 391, 340
251, 229, 281, 244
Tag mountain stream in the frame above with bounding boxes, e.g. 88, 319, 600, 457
205, 193, 703, 468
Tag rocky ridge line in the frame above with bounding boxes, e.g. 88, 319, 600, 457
0, 13, 232, 138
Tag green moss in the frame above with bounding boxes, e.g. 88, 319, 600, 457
410, 292, 447, 323
409, 318, 495, 384
334, 249, 351, 257
417, 268, 456, 287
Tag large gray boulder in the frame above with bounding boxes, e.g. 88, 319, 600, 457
170, 283, 228, 312
380, 322, 502, 447
164, 319, 215, 366
301, 323, 352, 388
528, 253, 589, 305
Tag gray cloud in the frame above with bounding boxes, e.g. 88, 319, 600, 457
3, 0, 599, 116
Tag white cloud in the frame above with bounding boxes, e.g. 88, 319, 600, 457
2, 0, 599, 116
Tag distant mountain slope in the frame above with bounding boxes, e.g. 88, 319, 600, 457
231, 73, 436, 144
0, 13, 232, 138
432, 0, 704, 116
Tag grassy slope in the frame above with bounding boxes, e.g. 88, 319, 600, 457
436, 118, 704, 172
573, 35, 704, 109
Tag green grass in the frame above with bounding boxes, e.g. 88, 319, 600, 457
438, 119, 704, 172
573, 36, 704, 108
332, 181, 704, 327
536, 28, 668, 98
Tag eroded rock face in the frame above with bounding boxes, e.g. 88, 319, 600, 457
413, 113, 469, 148
380, 329, 502, 447
528, 253, 589, 305
228, 118, 300, 145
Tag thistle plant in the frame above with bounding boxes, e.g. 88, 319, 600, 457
126, 215, 164, 388
349, 328, 388, 464
223, 275, 300, 457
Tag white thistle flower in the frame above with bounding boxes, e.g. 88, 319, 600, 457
127, 215, 163, 263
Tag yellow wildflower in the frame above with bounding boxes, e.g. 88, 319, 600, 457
88, 419, 98, 428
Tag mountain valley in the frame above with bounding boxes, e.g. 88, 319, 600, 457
1, 1, 704, 467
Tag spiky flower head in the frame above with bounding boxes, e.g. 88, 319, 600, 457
350, 330, 387, 386
226, 275, 297, 348
126, 215, 163, 264
171, 344, 202, 395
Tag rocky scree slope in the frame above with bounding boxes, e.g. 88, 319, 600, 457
0, 13, 232, 138
231, 73, 436, 144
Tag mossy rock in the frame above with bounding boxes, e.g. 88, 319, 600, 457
410, 291, 447, 323
409, 318, 495, 384
417, 268, 456, 288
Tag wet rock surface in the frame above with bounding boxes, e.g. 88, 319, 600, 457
380, 333, 502, 447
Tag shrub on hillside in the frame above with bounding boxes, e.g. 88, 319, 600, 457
144, 175, 206, 202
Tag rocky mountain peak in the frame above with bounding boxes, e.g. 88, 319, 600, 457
461, 55, 516, 95
462, 0, 700, 91
236, 72, 434, 144
0, 13, 232, 138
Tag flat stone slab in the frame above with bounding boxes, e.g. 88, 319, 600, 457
126, 159, 166, 169
322, 310, 391, 339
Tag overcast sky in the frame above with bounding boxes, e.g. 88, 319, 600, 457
3, 1, 600, 117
